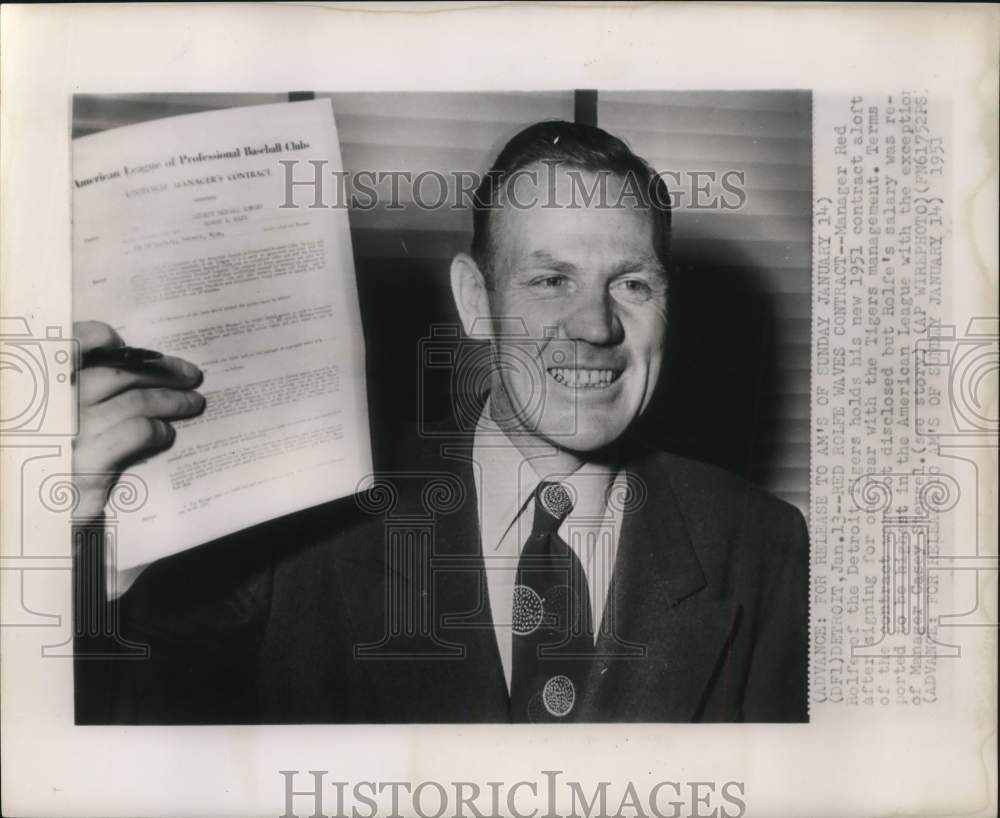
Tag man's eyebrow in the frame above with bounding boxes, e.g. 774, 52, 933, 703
612, 256, 667, 278
516, 251, 579, 274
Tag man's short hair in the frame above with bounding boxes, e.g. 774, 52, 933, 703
470, 120, 672, 280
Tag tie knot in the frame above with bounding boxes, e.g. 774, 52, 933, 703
533, 481, 574, 533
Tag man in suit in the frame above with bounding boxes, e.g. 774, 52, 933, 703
73, 121, 809, 723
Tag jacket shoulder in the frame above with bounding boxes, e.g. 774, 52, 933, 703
641, 448, 807, 534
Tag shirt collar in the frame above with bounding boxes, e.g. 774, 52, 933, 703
471, 404, 620, 552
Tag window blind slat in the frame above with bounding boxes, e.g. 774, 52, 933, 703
321, 91, 575, 122
601, 90, 812, 114
672, 213, 812, 243
600, 91, 812, 517
600, 99, 811, 140
617, 129, 812, 166
72, 91, 812, 519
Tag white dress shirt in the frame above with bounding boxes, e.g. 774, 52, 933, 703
471, 407, 626, 690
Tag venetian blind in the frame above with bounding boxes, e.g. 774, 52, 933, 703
598, 91, 812, 517
71, 92, 809, 513
71, 92, 576, 469
316, 92, 577, 466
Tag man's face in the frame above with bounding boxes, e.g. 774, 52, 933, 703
485, 164, 668, 455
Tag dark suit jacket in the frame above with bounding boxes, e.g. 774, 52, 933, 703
76, 425, 809, 724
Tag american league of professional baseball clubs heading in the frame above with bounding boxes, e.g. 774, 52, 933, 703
0, 4, 996, 818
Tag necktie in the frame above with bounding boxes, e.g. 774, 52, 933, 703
510, 481, 595, 722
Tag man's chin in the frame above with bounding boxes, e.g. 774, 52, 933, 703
490, 391, 632, 453
533, 423, 629, 457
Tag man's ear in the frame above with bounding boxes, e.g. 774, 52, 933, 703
449, 253, 491, 337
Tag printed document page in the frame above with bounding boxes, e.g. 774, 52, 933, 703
72, 98, 372, 571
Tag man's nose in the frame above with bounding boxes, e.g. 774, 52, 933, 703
562, 286, 624, 346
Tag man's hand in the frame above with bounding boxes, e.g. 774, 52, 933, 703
72, 321, 206, 520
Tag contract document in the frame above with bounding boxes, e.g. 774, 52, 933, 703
72, 98, 372, 573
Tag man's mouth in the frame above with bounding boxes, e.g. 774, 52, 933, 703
546, 367, 623, 389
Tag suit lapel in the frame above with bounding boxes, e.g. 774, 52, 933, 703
579, 456, 741, 722
425, 443, 511, 720
334, 418, 741, 722
334, 436, 511, 722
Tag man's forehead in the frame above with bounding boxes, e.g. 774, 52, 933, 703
492, 170, 659, 267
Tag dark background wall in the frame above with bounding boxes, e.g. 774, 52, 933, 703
72, 90, 811, 519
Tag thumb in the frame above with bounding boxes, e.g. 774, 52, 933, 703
73, 321, 124, 360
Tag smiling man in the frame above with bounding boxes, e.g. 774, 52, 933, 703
76, 121, 809, 725
456, 141, 669, 463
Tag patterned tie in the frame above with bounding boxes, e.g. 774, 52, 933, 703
510, 481, 595, 722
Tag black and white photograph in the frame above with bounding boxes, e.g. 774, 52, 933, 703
68, 90, 813, 725
1, 4, 995, 817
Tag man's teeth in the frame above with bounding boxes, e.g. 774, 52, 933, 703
547, 368, 619, 388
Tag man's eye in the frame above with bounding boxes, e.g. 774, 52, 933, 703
612, 277, 655, 302
531, 275, 567, 289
